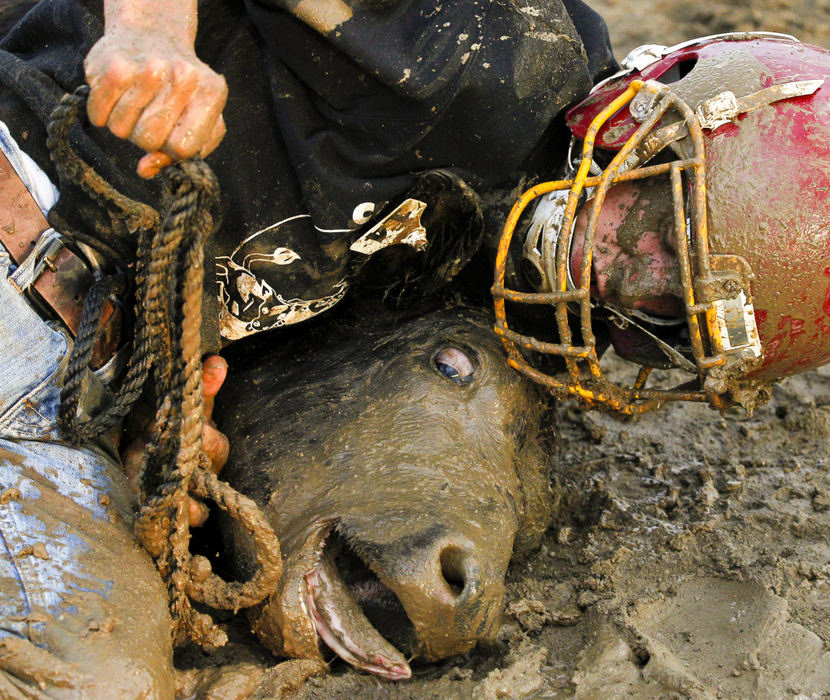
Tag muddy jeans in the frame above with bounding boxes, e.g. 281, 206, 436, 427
0, 250, 174, 694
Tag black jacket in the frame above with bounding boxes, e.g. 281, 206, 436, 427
0, 0, 616, 342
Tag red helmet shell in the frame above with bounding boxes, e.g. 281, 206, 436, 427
567, 37, 830, 380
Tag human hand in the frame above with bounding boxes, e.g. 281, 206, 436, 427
84, 28, 227, 178
121, 355, 230, 526
190, 354, 231, 525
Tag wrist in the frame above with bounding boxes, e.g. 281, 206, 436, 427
103, 0, 197, 46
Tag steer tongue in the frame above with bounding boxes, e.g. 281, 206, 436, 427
305, 550, 411, 680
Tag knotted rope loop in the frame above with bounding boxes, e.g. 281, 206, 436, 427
47, 88, 283, 650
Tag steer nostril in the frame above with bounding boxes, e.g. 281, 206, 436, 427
439, 546, 467, 597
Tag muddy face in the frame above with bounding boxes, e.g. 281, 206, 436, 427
572, 177, 684, 319
217, 308, 550, 679
569, 178, 691, 367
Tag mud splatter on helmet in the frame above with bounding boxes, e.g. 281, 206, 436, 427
492, 33, 830, 415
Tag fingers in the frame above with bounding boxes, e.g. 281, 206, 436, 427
160, 70, 227, 159
136, 115, 224, 178
192, 355, 230, 527
127, 60, 200, 153
202, 355, 227, 417
203, 424, 230, 474
86, 52, 137, 128
125, 61, 226, 163
136, 151, 173, 179
84, 34, 228, 176
123, 436, 210, 527
100, 57, 168, 139
189, 499, 210, 527
202, 355, 228, 399
201, 355, 230, 474
201, 115, 227, 158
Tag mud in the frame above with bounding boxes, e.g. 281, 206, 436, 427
175, 5, 830, 698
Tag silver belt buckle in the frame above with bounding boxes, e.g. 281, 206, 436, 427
11, 228, 64, 287
9, 228, 69, 319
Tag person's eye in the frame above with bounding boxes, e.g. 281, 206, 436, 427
433, 347, 475, 384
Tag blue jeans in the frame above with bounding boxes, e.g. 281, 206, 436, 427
0, 248, 175, 699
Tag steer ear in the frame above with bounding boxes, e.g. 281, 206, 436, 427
512, 437, 554, 557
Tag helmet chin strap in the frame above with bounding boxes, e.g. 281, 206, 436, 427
600, 302, 697, 374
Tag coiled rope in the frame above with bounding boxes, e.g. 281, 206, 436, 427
47, 87, 282, 649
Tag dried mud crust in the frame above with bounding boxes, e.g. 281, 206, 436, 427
175, 5, 830, 699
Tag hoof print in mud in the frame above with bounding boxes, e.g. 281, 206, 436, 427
216, 308, 552, 679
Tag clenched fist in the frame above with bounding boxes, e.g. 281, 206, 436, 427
85, 1, 227, 178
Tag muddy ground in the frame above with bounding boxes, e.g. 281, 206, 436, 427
179, 4, 830, 698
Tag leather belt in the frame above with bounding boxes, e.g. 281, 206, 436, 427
0, 149, 120, 367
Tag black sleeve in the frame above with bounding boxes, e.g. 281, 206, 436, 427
561, 0, 620, 82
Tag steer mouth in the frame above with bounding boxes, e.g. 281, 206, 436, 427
304, 528, 415, 680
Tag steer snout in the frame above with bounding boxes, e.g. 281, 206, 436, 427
355, 527, 511, 661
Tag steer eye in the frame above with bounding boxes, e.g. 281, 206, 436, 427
434, 347, 475, 384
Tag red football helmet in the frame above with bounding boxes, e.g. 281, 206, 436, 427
493, 33, 830, 415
